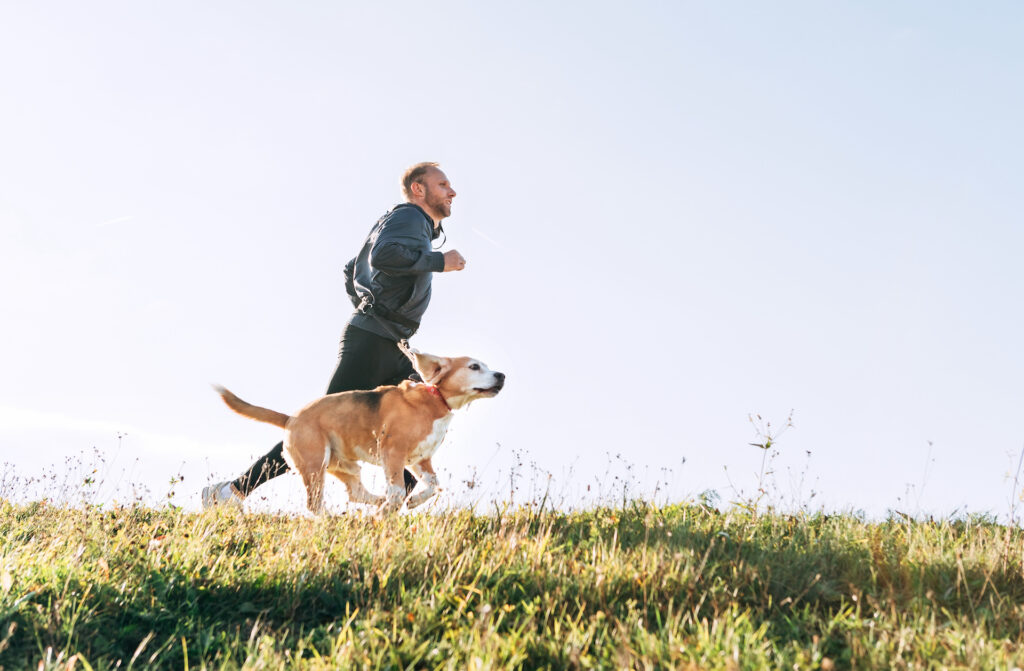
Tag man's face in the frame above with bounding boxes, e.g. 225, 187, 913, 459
419, 168, 456, 220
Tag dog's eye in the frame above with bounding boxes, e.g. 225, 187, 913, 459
469, 363, 480, 371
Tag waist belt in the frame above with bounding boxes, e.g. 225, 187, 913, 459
360, 300, 420, 331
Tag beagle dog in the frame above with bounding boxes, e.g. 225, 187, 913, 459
216, 345, 504, 513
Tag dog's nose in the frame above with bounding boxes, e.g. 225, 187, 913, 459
494, 372, 505, 384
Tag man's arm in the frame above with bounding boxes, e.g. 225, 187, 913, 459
369, 214, 445, 275
343, 257, 360, 308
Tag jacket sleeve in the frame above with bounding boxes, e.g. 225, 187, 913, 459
369, 213, 446, 275
343, 257, 360, 308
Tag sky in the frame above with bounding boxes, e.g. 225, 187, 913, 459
1, 1, 1022, 518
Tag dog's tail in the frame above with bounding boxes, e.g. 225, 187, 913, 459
214, 385, 291, 429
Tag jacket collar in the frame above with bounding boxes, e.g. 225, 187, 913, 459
395, 202, 444, 240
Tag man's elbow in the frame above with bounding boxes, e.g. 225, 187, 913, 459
369, 246, 412, 274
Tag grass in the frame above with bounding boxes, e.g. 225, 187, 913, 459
2, 500, 1024, 670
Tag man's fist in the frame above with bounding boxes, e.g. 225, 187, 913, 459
443, 250, 467, 272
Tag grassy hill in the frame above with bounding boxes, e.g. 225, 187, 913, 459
2, 501, 1023, 669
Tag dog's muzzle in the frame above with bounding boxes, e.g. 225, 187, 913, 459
475, 371, 506, 394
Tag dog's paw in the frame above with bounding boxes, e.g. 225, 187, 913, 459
406, 489, 438, 509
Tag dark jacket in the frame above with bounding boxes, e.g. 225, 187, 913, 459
344, 203, 445, 341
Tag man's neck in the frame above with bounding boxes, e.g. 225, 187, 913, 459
407, 200, 441, 229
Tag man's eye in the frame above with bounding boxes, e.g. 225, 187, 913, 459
469, 364, 480, 371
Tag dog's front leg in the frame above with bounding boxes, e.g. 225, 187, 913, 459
380, 449, 408, 514
406, 458, 440, 509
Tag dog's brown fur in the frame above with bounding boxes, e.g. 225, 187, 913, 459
216, 348, 504, 513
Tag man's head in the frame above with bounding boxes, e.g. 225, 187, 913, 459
401, 162, 456, 223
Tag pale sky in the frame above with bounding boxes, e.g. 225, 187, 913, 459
1, 2, 1022, 518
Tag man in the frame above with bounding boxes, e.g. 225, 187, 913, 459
202, 162, 466, 508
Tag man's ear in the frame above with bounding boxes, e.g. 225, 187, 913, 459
410, 180, 426, 199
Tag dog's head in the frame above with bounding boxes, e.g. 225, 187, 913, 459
400, 344, 505, 410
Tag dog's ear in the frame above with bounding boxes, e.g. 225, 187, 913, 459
411, 352, 452, 385
398, 342, 451, 385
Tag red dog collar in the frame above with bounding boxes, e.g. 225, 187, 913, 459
423, 384, 451, 411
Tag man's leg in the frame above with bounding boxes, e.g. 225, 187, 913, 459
230, 442, 289, 496
203, 441, 289, 508
324, 322, 413, 391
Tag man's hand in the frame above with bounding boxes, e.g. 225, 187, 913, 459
443, 250, 467, 272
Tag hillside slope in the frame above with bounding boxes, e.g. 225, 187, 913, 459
2, 502, 1023, 669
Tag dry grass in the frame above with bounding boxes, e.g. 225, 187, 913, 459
2, 498, 1024, 669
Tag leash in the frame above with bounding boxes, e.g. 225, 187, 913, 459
359, 298, 420, 333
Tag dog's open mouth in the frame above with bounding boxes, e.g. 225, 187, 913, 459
474, 384, 504, 395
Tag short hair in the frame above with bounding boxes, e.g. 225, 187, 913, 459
401, 162, 440, 200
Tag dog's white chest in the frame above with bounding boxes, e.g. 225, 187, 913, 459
409, 414, 453, 463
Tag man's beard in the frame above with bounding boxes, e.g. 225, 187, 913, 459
424, 186, 451, 219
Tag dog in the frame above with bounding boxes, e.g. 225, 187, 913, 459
215, 345, 504, 513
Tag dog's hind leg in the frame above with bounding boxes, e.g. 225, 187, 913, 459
285, 429, 329, 515
300, 468, 326, 514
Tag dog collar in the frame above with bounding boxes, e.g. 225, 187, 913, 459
423, 384, 451, 411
